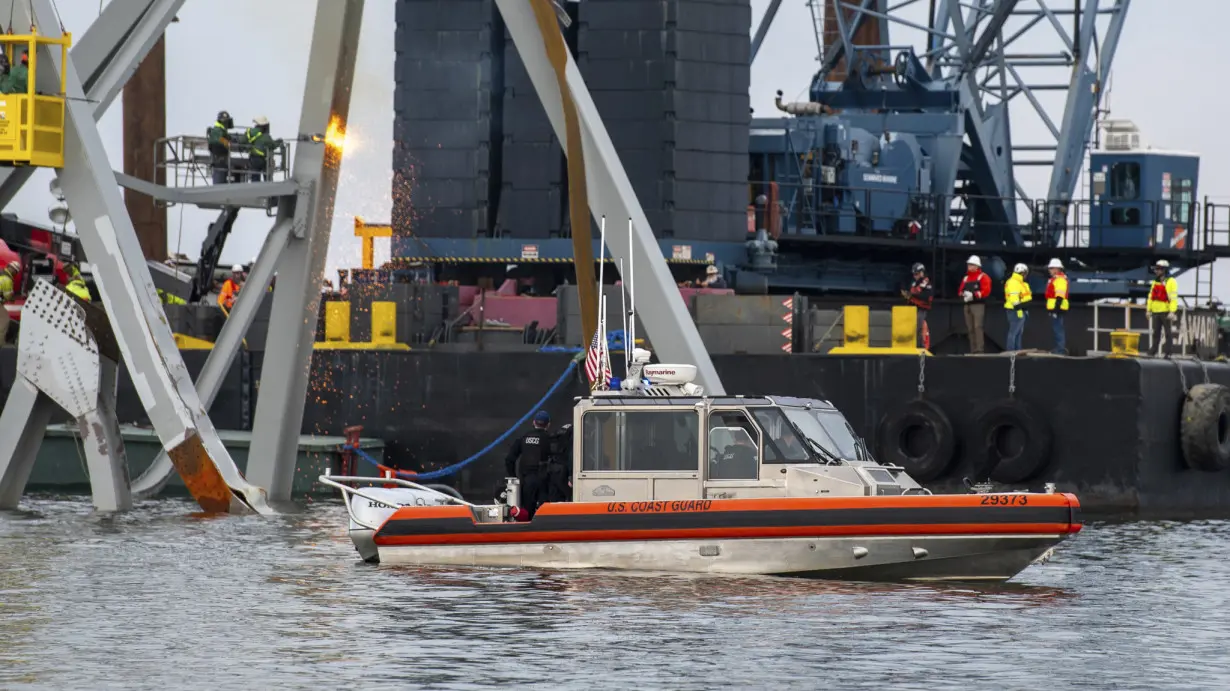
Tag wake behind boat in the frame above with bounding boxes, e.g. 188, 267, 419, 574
321, 352, 1081, 582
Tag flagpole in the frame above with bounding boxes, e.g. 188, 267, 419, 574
596, 215, 607, 315
627, 217, 635, 362
618, 258, 629, 375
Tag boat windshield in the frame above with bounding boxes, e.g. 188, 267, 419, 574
781, 407, 864, 461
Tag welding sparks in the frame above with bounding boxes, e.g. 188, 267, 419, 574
323, 116, 359, 152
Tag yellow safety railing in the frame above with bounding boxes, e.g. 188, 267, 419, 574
0, 31, 71, 168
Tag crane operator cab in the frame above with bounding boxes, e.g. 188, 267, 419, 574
568, 351, 929, 506
0, 31, 71, 168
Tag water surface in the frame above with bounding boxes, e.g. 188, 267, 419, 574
1, 497, 1226, 689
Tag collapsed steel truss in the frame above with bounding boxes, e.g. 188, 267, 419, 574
0, 0, 723, 512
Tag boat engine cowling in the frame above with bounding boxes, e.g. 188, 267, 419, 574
348, 487, 451, 531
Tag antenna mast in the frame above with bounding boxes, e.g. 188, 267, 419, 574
627, 217, 635, 363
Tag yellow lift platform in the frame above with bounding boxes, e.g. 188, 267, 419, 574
0, 31, 71, 168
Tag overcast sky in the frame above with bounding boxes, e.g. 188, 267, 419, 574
7, 0, 1228, 297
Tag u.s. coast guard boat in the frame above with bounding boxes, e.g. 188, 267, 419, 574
321, 347, 1081, 582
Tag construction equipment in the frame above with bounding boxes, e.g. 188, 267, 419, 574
0, 31, 71, 168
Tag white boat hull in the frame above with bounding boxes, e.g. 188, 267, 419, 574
351, 531, 1067, 582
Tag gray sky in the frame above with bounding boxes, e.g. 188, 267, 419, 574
8, 0, 1227, 297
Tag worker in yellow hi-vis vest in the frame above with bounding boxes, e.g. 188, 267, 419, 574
0, 260, 19, 343
1147, 259, 1180, 357
64, 264, 91, 302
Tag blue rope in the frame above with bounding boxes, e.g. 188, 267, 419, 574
342, 360, 578, 481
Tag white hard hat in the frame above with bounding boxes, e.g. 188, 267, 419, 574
253, 115, 269, 126
1048, 258, 1064, 269
231, 264, 243, 272
966, 255, 981, 268
1154, 259, 1170, 268
705, 264, 718, 275
1013, 263, 1028, 274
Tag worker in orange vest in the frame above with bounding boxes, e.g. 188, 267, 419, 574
1044, 258, 1069, 355
218, 264, 243, 310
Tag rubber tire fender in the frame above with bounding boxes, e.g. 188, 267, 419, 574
1180, 383, 1230, 472
875, 399, 958, 482
976, 400, 1053, 484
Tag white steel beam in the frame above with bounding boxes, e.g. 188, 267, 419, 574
245, 0, 364, 500
495, 0, 725, 394
133, 213, 294, 498
0, 379, 56, 509
25, 0, 270, 514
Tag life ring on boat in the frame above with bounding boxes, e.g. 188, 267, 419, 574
975, 400, 1052, 484
1180, 383, 1230, 472
875, 399, 957, 481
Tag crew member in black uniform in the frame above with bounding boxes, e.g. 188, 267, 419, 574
504, 410, 552, 517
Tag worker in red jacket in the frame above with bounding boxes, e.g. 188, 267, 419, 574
902, 262, 933, 349
959, 255, 992, 354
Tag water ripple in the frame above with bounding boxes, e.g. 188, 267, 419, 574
1, 497, 1227, 690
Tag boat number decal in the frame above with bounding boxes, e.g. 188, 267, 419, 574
980, 494, 1028, 506
606, 500, 713, 513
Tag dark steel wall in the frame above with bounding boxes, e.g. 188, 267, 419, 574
9, 347, 1230, 516
391, 0, 752, 243
392, 0, 495, 238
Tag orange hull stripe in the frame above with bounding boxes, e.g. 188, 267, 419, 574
374, 522, 1077, 547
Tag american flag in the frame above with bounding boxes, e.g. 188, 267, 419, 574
584, 327, 610, 390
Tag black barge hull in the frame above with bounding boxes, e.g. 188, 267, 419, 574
4, 348, 1229, 517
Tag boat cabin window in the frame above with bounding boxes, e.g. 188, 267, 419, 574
708, 411, 761, 479
749, 408, 812, 463
778, 407, 864, 461
582, 409, 699, 472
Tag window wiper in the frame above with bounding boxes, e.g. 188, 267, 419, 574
783, 417, 841, 465
801, 434, 841, 465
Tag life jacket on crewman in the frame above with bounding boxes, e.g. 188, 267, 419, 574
1004, 269, 1032, 310
1046, 269, 1069, 312
1147, 270, 1179, 314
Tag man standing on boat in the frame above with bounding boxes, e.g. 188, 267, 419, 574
959, 255, 991, 354
504, 410, 553, 518
1045, 258, 1069, 354
1147, 259, 1180, 357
